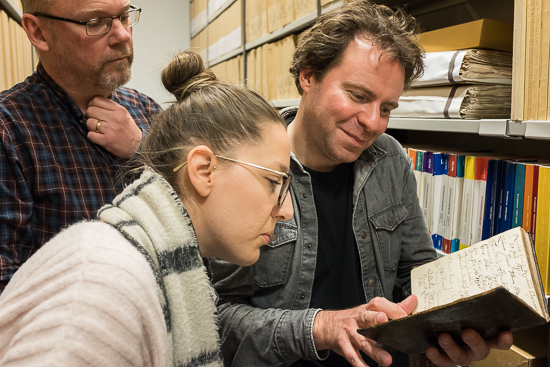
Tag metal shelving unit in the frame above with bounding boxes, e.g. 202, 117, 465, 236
199, 1, 343, 68
0, 0, 22, 24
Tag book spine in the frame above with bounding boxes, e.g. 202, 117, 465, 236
482, 159, 498, 240
442, 154, 453, 254
451, 155, 465, 253
415, 150, 424, 207
502, 161, 517, 231
534, 166, 550, 293
471, 157, 489, 244
408, 148, 417, 165
512, 163, 526, 228
422, 151, 434, 233
460, 156, 476, 249
531, 165, 540, 243
431, 152, 445, 250
496, 160, 508, 234
523, 164, 535, 233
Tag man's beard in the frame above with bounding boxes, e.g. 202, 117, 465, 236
97, 47, 134, 90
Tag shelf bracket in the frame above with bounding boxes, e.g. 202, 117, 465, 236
524, 121, 550, 140
478, 120, 523, 139
0, 0, 22, 25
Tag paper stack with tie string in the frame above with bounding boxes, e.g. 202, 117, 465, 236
392, 19, 513, 120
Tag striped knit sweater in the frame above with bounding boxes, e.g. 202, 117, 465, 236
0, 168, 223, 367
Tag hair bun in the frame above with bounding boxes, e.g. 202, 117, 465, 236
162, 50, 218, 102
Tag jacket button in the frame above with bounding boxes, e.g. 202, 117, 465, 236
386, 219, 392, 226
302, 193, 307, 199
368, 279, 375, 286
300, 294, 305, 299
307, 243, 312, 249
270, 234, 277, 242
361, 232, 367, 239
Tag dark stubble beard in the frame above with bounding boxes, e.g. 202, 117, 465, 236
97, 46, 134, 90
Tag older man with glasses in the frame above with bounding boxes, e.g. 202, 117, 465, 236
0, 0, 162, 292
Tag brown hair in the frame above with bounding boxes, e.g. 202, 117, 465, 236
141, 50, 284, 193
290, 0, 424, 93
21, 0, 53, 14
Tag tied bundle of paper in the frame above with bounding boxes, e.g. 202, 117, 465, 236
413, 49, 513, 87
392, 85, 511, 119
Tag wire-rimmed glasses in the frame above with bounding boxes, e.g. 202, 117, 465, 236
173, 154, 292, 206
33, 4, 141, 36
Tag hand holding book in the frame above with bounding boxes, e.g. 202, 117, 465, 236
358, 227, 543, 356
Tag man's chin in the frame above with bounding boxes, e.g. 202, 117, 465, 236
98, 66, 132, 90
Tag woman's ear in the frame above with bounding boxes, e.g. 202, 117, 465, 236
185, 145, 216, 198
22, 14, 50, 52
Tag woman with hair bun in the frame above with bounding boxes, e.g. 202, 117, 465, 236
0, 50, 293, 367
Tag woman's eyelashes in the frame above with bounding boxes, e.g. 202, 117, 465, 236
266, 177, 281, 191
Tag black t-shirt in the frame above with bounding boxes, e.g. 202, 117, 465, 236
291, 163, 377, 367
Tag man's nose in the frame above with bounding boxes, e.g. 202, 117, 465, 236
357, 103, 381, 131
108, 17, 132, 44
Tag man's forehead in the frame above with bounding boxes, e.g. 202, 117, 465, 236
52, 0, 129, 15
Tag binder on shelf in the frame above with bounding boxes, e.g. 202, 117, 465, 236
418, 18, 514, 53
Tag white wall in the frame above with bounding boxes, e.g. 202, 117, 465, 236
127, 0, 190, 106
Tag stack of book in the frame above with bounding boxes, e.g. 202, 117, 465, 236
392, 19, 514, 120
406, 146, 550, 292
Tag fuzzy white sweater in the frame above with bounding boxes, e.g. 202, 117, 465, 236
0, 221, 167, 367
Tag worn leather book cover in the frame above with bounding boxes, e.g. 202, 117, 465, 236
358, 287, 548, 355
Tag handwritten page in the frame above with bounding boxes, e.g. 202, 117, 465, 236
411, 227, 542, 316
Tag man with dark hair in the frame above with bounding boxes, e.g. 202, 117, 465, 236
0, 0, 161, 291
212, 1, 512, 366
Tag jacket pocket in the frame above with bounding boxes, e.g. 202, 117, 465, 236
253, 220, 297, 287
369, 202, 408, 271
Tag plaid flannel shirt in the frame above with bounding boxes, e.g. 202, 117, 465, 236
0, 63, 162, 291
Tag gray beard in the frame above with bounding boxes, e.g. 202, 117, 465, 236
97, 59, 132, 90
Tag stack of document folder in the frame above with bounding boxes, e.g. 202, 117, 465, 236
413, 49, 512, 87
393, 49, 512, 119
393, 85, 511, 119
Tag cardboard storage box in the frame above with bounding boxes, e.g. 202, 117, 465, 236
418, 18, 513, 53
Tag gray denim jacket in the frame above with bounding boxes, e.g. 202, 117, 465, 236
211, 107, 437, 366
